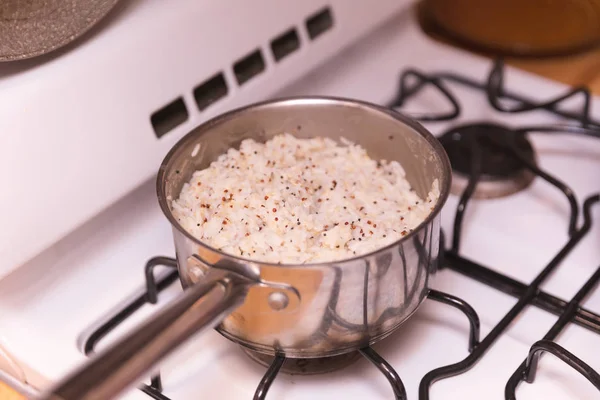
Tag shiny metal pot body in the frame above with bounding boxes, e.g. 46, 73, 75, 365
42, 97, 451, 400
175, 215, 439, 357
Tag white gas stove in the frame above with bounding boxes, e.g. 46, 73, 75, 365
1, 3, 600, 400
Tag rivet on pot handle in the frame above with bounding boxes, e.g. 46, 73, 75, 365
188, 254, 301, 311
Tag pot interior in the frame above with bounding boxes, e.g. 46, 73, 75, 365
157, 97, 451, 252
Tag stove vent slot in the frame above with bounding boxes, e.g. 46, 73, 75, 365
234, 49, 266, 85
271, 27, 300, 62
150, 6, 337, 139
150, 97, 189, 138
306, 7, 333, 40
194, 72, 229, 111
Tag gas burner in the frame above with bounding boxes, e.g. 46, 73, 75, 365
438, 123, 537, 199
243, 349, 360, 375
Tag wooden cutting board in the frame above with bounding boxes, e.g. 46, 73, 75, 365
507, 52, 600, 96
0, 382, 24, 400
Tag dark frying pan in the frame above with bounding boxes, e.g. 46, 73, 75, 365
0, 0, 121, 62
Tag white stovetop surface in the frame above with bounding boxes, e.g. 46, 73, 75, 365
1, 9, 600, 400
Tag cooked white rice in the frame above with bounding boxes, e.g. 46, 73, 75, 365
172, 133, 439, 264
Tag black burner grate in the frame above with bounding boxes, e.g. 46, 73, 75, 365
82, 59, 600, 399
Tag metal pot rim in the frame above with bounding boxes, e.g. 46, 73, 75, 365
156, 95, 452, 268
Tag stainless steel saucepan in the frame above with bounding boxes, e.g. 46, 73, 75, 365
41, 97, 451, 400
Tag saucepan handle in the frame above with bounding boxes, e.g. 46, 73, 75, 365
39, 268, 250, 400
